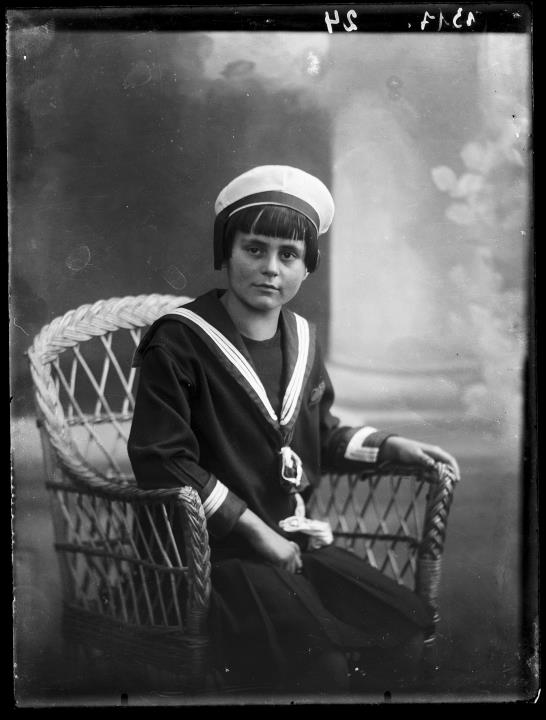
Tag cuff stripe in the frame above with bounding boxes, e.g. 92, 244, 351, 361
344, 426, 379, 462
202, 481, 229, 518
351, 447, 379, 463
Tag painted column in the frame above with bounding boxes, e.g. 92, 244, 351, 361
326, 34, 530, 444
327, 91, 472, 427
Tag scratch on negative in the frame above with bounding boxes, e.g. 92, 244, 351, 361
13, 319, 29, 336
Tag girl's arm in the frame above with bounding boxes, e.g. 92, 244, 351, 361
234, 508, 303, 574
129, 342, 247, 539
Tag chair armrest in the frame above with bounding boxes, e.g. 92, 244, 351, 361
45, 477, 211, 633
415, 461, 459, 632
357, 460, 458, 555
361, 461, 458, 635
317, 460, 459, 640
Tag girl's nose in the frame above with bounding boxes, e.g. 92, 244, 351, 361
262, 253, 280, 276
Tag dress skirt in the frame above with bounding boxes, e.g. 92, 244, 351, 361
208, 545, 434, 689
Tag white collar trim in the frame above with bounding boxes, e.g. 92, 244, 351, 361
168, 307, 309, 426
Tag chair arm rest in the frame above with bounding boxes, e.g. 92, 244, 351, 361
418, 461, 459, 559
46, 478, 211, 630
330, 460, 459, 636
415, 461, 459, 631
47, 477, 193, 504
358, 461, 459, 632
346, 460, 459, 552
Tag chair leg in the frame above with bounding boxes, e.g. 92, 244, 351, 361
418, 638, 440, 685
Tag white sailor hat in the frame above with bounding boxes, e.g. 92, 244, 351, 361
213, 165, 335, 270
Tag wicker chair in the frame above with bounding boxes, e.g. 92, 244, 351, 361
27, 294, 459, 694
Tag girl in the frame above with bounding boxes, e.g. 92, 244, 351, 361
128, 165, 460, 694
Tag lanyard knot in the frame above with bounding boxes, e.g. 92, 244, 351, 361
279, 445, 303, 489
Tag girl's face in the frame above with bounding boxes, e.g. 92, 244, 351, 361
225, 231, 308, 313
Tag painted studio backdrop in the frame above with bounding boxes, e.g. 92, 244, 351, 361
9, 11, 534, 704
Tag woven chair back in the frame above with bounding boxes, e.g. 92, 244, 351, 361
27, 295, 209, 633
28, 294, 190, 484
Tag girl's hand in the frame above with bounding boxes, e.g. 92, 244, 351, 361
253, 531, 303, 574
235, 508, 303, 573
381, 436, 460, 480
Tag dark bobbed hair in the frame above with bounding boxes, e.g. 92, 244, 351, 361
221, 205, 320, 272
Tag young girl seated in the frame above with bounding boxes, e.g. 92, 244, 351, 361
128, 165, 460, 694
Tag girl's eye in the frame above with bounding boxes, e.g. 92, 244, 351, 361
246, 247, 261, 255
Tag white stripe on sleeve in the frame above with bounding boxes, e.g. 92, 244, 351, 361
344, 426, 379, 462
202, 480, 229, 518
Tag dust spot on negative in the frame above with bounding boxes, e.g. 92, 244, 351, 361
387, 75, 403, 101
305, 51, 321, 77
123, 61, 152, 90
161, 265, 187, 290
221, 60, 255, 79
65, 245, 91, 272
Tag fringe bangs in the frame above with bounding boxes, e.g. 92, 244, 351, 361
223, 205, 320, 271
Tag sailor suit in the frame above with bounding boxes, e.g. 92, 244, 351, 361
128, 289, 433, 687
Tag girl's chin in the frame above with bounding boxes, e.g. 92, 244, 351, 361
249, 298, 283, 312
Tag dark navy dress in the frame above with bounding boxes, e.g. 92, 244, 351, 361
128, 290, 433, 689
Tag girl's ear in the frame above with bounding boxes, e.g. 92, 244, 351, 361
304, 270, 310, 280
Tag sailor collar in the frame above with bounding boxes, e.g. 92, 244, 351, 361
159, 290, 316, 439
133, 289, 317, 494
